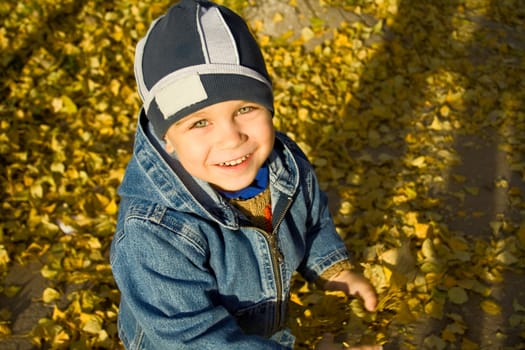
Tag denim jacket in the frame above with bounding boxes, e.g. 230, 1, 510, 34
110, 110, 351, 349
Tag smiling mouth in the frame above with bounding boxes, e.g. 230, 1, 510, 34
218, 154, 251, 167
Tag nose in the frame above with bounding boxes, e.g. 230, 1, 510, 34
215, 119, 246, 149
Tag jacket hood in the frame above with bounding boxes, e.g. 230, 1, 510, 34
118, 109, 299, 230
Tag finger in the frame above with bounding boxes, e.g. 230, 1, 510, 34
362, 289, 378, 312
353, 284, 377, 312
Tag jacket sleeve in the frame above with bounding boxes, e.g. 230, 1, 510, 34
295, 158, 353, 283
111, 213, 286, 350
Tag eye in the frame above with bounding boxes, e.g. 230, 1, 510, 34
191, 119, 209, 128
237, 106, 255, 115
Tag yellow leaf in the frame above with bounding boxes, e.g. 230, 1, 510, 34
457, 279, 492, 297
429, 117, 448, 131
60, 95, 78, 114
86, 237, 102, 250
272, 12, 284, 23
51, 97, 63, 112
395, 301, 417, 324
495, 251, 518, 265
442, 327, 456, 342
410, 156, 426, 168
464, 186, 479, 195
382, 265, 393, 284
440, 105, 450, 117
356, 49, 367, 60
480, 300, 501, 316
494, 179, 510, 188
290, 292, 303, 306
30, 183, 43, 198
380, 242, 416, 276
414, 222, 430, 239
298, 108, 309, 121
105, 199, 118, 215
349, 298, 367, 318
303, 309, 312, 318
96, 113, 114, 126
424, 299, 444, 319
490, 221, 502, 235
95, 193, 110, 207
446, 236, 469, 251
80, 313, 103, 334
53, 329, 70, 346
446, 319, 466, 335
461, 338, 480, 350
40, 265, 58, 279
334, 33, 349, 47
0, 323, 11, 336
379, 248, 398, 266
111, 26, 123, 42
3, 285, 21, 298
50, 161, 65, 173
52, 305, 67, 321
405, 211, 418, 226
42, 288, 61, 304
0, 245, 9, 267
423, 334, 446, 350
363, 263, 389, 293
324, 290, 347, 299
301, 27, 314, 42
421, 238, 437, 261
372, 19, 383, 33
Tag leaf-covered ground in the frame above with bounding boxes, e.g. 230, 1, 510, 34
1, 0, 524, 349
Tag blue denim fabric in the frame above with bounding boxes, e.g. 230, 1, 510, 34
110, 110, 351, 349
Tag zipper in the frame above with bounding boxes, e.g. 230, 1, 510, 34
260, 196, 293, 333
237, 195, 293, 334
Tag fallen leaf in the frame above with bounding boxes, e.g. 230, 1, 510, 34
480, 300, 502, 316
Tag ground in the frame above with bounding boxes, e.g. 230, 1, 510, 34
1, 0, 524, 349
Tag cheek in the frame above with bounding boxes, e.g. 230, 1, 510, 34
175, 147, 210, 179
259, 123, 275, 147
248, 116, 274, 140
175, 143, 205, 164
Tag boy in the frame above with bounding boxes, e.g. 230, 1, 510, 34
110, 0, 381, 349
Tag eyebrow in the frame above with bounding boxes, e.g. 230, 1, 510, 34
175, 112, 207, 126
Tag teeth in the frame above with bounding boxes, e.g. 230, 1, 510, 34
220, 155, 249, 166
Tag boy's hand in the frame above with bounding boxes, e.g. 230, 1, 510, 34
323, 270, 378, 312
316, 333, 382, 350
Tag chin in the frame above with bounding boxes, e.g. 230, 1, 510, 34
216, 178, 255, 193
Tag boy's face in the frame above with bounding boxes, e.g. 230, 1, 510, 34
164, 100, 275, 193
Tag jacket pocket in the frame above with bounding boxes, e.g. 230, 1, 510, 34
234, 299, 280, 338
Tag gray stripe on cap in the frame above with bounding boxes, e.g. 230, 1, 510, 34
195, 3, 209, 64
134, 37, 147, 101
143, 63, 272, 112
199, 6, 239, 64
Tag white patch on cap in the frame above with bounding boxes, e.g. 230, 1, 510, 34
155, 74, 208, 119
